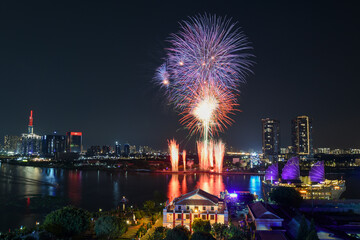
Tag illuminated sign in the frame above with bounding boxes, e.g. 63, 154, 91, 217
70, 132, 82, 136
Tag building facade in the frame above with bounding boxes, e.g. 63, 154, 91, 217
3, 135, 21, 154
115, 141, 121, 156
42, 134, 66, 156
21, 110, 41, 155
291, 116, 313, 156
123, 144, 130, 157
163, 189, 228, 231
247, 202, 283, 231
66, 132, 82, 153
261, 118, 280, 158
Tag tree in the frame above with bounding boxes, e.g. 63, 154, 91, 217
192, 219, 211, 233
306, 219, 319, 240
191, 231, 216, 240
306, 230, 319, 240
269, 187, 303, 208
134, 209, 145, 220
43, 206, 90, 238
165, 225, 190, 240
225, 225, 248, 240
297, 215, 309, 240
212, 223, 227, 240
144, 200, 156, 214
147, 227, 167, 240
94, 215, 128, 239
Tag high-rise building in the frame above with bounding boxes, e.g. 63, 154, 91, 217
261, 118, 280, 157
115, 141, 121, 156
291, 116, 313, 156
87, 146, 101, 156
66, 132, 82, 153
4, 135, 21, 154
42, 134, 66, 156
129, 145, 136, 154
123, 143, 130, 157
21, 110, 41, 155
102, 145, 111, 155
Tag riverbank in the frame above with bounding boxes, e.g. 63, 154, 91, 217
0, 159, 265, 175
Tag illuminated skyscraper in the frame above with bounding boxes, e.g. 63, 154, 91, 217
115, 141, 121, 156
4, 135, 21, 154
291, 116, 313, 156
42, 134, 66, 156
123, 143, 130, 157
66, 132, 82, 153
261, 118, 280, 158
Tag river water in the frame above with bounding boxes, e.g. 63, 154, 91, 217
0, 163, 359, 232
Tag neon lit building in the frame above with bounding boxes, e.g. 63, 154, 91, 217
163, 189, 228, 231
66, 132, 82, 153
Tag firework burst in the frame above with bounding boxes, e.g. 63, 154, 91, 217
156, 14, 253, 172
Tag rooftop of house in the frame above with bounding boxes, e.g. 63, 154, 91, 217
256, 230, 288, 240
174, 188, 221, 205
248, 202, 282, 220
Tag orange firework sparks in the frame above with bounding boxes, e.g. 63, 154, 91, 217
182, 150, 186, 171
168, 139, 179, 172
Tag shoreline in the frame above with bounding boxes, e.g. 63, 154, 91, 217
0, 160, 264, 175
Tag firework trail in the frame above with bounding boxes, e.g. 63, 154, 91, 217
182, 150, 186, 171
168, 139, 179, 172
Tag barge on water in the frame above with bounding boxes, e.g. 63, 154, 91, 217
263, 157, 346, 200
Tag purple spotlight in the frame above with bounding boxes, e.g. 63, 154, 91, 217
281, 157, 300, 180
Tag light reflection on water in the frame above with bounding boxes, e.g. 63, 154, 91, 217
0, 164, 266, 231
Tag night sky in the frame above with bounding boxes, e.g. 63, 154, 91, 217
1, 1, 359, 151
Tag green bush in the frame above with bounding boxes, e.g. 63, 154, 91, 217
269, 187, 303, 208
165, 225, 190, 240
43, 206, 90, 238
191, 231, 215, 240
94, 215, 127, 238
192, 219, 211, 233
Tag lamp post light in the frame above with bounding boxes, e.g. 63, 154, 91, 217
120, 196, 128, 212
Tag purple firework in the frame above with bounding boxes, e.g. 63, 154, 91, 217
154, 14, 254, 136
154, 63, 170, 88
158, 14, 253, 108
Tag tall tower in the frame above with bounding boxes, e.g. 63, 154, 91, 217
291, 116, 313, 156
28, 110, 34, 134
261, 118, 280, 158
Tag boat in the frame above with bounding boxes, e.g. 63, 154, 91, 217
263, 157, 346, 200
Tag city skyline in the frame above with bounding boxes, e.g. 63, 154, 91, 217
1, 1, 359, 150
